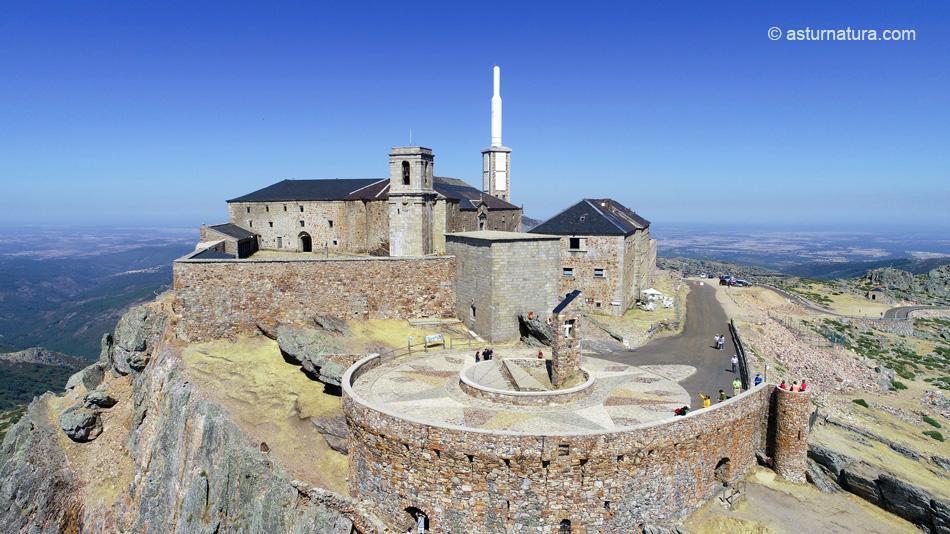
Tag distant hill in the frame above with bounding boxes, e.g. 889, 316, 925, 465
657, 257, 783, 281
522, 216, 543, 232
783, 257, 950, 280
0, 347, 84, 412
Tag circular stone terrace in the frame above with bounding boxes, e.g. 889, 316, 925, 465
349, 348, 695, 433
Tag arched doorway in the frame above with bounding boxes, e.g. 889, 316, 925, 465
715, 457, 732, 484
558, 519, 572, 533
298, 232, 312, 253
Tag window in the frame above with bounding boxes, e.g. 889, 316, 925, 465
562, 267, 574, 277
299, 220, 305, 227
283, 205, 287, 211
594, 268, 606, 278
248, 220, 253, 227
268, 221, 273, 228
246, 207, 250, 213
569, 237, 582, 250
299, 205, 304, 213
332, 239, 338, 246
402, 161, 411, 185
265, 205, 269, 212
276, 236, 283, 248
328, 220, 334, 228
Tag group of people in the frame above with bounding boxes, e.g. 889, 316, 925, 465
697, 376, 743, 409
779, 379, 808, 392
474, 348, 496, 362
713, 333, 727, 350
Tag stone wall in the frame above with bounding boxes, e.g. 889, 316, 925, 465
344, 372, 778, 533
445, 203, 521, 235
557, 235, 626, 316
172, 256, 455, 341
446, 234, 560, 342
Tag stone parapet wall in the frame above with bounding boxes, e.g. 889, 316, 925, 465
172, 256, 455, 341
344, 356, 776, 532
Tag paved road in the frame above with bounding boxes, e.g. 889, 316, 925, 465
882, 305, 947, 319
599, 280, 740, 409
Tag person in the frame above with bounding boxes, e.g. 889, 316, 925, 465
730, 354, 739, 374
702, 394, 711, 409
674, 405, 690, 416
800, 379, 808, 392
718, 389, 727, 402
484, 348, 492, 361
475, 350, 481, 363
718, 334, 725, 350
713, 334, 721, 349
790, 380, 799, 392
779, 379, 788, 390
732, 377, 742, 397
537, 350, 544, 360
416, 512, 426, 533
754, 373, 763, 386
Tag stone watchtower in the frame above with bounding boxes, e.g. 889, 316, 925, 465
388, 146, 436, 256
551, 290, 583, 388
771, 387, 812, 483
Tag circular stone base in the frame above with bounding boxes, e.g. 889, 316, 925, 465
459, 359, 594, 406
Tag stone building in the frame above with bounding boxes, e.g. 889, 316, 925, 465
530, 198, 657, 316
197, 223, 258, 258
445, 231, 560, 342
220, 147, 521, 257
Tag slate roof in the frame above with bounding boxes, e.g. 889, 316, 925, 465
553, 290, 582, 313
529, 199, 650, 237
191, 249, 235, 259
227, 177, 519, 211
207, 223, 257, 240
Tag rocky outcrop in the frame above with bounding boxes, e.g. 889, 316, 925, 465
0, 347, 84, 368
84, 389, 117, 409
867, 267, 916, 292
518, 314, 555, 346
66, 333, 113, 391
923, 265, 950, 299
865, 265, 950, 304
1, 305, 374, 533
112, 304, 164, 375
809, 443, 949, 532
276, 325, 351, 387
312, 415, 349, 454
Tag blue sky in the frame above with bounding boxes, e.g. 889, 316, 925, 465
1, 1, 947, 229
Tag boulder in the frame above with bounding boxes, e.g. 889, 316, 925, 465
806, 459, 841, 493
808, 444, 850, 478
84, 389, 117, 409
276, 325, 349, 386
311, 415, 348, 454
59, 405, 102, 442
518, 315, 555, 346
840, 462, 883, 506
313, 315, 349, 336
65, 362, 107, 392
112, 305, 164, 375
923, 265, 950, 299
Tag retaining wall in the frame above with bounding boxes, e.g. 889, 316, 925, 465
172, 255, 455, 341
343, 354, 788, 532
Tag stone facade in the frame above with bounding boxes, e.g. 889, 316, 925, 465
446, 232, 560, 342
343, 366, 795, 533
388, 147, 437, 257
227, 199, 390, 254
171, 254, 455, 341
771, 388, 811, 483
557, 231, 656, 317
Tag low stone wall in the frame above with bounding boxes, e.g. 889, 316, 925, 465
344, 354, 781, 532
458, 361, 594, 407
172, 256, 455, 341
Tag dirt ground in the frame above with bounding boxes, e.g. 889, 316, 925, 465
684, 468, 917, 534
181, 337, 349, 493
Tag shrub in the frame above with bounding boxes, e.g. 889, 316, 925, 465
923, 415, 942, 429
852, 399, 869, 408
923, 430, 944, 442
890, 380, 908, 390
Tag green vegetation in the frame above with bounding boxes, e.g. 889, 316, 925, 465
852, 398, 869, 408
922, 415, 942, 428
0, 362, 76, 411
890, 380, 907, 390
922, 430, 944, 442
774, 281, 834, 305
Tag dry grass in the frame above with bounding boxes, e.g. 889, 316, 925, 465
182, 336, 348, 493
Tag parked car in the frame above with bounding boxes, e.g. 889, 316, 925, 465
733, 279, 752, 287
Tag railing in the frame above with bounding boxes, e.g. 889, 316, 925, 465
728, 319, 751, 390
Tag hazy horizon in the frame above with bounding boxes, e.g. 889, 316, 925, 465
1, 2, 948, 228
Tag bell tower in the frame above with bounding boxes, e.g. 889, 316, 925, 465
388, 146, 436, 256
482, 66, 512, 202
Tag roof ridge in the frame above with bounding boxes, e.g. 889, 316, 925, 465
584, 199, 627, 233
347, 178, 388, 196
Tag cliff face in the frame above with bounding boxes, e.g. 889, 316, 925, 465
0, 297, 364, 533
